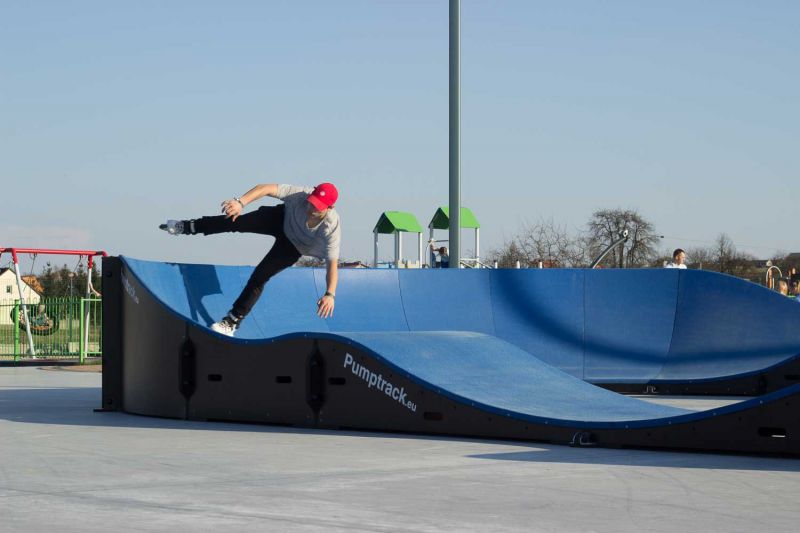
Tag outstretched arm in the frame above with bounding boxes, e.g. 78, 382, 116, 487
317, 260, 338, 318
221, 184, 280, 221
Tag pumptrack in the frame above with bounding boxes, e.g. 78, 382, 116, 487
101, 256, 800, 455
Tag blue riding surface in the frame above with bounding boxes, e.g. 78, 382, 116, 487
123, 257, 800, 386
112, 256, 800, 456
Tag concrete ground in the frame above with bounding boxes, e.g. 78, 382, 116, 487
1, 367, 798, 533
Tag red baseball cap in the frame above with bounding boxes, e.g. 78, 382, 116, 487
307, 182, 338, 211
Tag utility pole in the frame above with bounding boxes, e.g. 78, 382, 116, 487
448, 0, 460, 268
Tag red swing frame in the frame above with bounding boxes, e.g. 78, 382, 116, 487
0, 248, 107, 359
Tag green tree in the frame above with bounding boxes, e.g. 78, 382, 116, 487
38, 262, 101, 297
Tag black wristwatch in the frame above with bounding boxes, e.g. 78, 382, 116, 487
324, 291, 335, 299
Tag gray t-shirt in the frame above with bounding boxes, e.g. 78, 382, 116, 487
276, 184, 341, 261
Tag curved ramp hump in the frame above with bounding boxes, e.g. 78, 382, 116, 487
102, 257, 800, 455
341, 331, 686, 425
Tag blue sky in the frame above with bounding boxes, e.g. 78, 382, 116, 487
2, 1, 798, 269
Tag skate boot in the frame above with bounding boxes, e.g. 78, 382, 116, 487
211, 313, 240, 337
159, 219, 196, 235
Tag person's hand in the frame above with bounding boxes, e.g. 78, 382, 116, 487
317, 294, 335, 318
221, 198, 243, 221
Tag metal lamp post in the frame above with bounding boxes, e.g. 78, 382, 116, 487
449, 0, 460, 268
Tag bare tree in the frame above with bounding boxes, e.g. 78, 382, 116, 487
729, 250, 758, 281
489, 239, 527, 268
585, 208, 660, 268
713, 233, 736, 274
770, 250, 793, 274
516, 217, 586, 267
652, 249, 673, 268
686, 246, 713, 269
705, 233, 761, 280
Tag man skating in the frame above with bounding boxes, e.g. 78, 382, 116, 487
160, 183, 340, 336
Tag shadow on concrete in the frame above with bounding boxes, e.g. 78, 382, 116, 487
2, 385, 799, 473
468, 448, 800, 472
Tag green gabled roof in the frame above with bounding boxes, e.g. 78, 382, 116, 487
428, 207, 480, 229
373, 211, 423, 234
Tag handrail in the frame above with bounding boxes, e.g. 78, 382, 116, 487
459, 259, 495, 269
590, 230, 629, 269
766, 265, 783, 290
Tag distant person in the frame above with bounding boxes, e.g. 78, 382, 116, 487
776, 278, 794, 299
28, 304, 54, 330
160, 183, 341, 336
429, 242, 450, 268
665, 248, 687, 269
33, 304, 50, 325
789, 266, 798, 285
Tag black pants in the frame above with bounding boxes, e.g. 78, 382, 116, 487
193, 205, 301, 320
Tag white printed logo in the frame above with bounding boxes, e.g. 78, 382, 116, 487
343, 353, 417, 413
121, 273, 139, 304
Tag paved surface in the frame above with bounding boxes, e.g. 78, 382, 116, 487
1, 367, 799, 533
632, 394, 745, 410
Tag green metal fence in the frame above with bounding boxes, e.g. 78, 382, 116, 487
0, 297, 102, 362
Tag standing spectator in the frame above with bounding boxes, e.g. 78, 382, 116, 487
429, 242, 450, 268
788, 266, 798, 285
790, 280, 800, 298
776, 278, 794, 298
665, 249, 687, 269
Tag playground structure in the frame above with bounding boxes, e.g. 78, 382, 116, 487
102, 256, 800, 455
372, 207, 481, 268
428, 207, 481, 268
0, 248, 106, 360
373, 211, 424, 268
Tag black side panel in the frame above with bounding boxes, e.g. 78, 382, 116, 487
120, 263, 188, 419
101, 256, 123, 411
187, 330, 315, 425
315, 341, 800, 456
